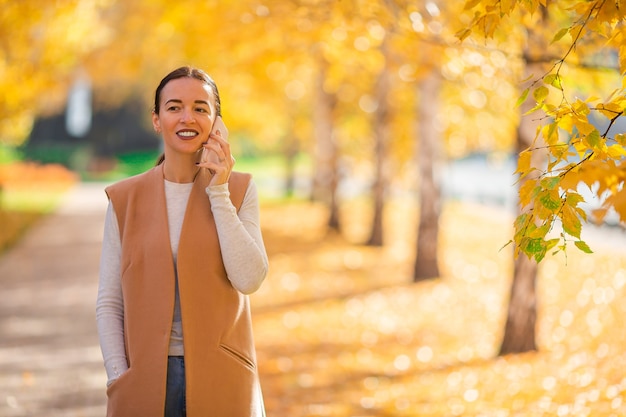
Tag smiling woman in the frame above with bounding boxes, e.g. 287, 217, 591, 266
96, 66, 269, 417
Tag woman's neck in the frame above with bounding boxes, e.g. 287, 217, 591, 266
162, 153, 201, 183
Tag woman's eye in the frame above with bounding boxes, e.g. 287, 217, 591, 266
167, 105, 180, 112
195, 108, 208, 113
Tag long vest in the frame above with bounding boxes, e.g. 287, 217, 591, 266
104, 164, 264, 416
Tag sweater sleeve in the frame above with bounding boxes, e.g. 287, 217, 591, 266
206, 180, 269, 294
96, 202, 129, 386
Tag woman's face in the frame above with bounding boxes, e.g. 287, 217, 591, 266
152, 77, 217, 157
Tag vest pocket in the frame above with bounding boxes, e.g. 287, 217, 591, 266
106, 367, 132, 398
219, 343, 256, 371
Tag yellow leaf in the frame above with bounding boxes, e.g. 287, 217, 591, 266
607, 144, 626, 158
575, 120, 597, 136
519, 180, 538, 208
606, 190, 626, 225
463, 0, 482, 10
456, 28, 472, 41
558, 114, 575, 134
500, 0, 515, 15
561, 204, 582, 238
551, 28, 569, 44
592, 208, 608, 225
597, 102, 623, 119
516, 150, 532, 177
542, 122, 559, 146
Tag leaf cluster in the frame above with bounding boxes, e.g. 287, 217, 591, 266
460, 0, 626, 261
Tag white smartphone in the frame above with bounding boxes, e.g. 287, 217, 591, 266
201, 116, 229, 164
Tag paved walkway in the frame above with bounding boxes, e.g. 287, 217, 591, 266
0, 183, 110, 417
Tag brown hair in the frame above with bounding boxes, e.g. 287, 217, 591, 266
154, 66, 221, 165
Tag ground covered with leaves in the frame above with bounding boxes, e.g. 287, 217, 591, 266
252, 200, 626, 417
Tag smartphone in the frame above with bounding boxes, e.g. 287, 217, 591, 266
201, 116, 229, 164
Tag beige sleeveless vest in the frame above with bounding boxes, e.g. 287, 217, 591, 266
104, 164, 263, 416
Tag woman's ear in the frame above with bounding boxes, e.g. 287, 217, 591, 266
152, 111, 161, 133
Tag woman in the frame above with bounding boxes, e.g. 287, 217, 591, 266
96, 66, 269, 417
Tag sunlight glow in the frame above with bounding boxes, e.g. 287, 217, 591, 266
277, 357, 293, 372
282, 311, 301, 329
416, 346, 433, 363
332, 26, 347, 41
409, 12, 424, 32
425, 1, 441, 16
359, 95, 378, 113
463, 388, 479, 402
354, 36, 370, 51
285, 80, 306, 100
363, 376, 379, 390
298, 373, 314, 388
559, 310, 574, 327
280, 272, 301, 292
393, 354, 411, 371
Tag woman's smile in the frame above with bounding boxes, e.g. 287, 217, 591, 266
177, 129, 199, 140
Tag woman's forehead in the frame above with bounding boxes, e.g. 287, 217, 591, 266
161, 77, 215, 103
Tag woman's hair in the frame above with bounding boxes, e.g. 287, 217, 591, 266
154, 66, 221, 165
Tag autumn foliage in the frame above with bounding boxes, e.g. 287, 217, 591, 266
459, 0, 626, 261
0, 161, 77, 251
253, 200, 626, 416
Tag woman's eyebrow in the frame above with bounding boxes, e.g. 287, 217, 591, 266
163, 99, 210, 106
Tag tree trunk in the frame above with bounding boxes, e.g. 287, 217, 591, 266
311, 57, 340, 231
367, 36, 392, 247
500, 253, 538, 354
500, 112, 545, 354
499, 8, 549, 354
413, 70, 442, 281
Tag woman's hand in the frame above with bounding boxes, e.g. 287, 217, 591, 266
197, 129, 235, 186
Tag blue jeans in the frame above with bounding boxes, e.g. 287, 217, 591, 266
164, 356, 186, 417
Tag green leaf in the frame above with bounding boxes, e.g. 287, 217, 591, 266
526, 237, 544, 254
586, 129, 601, 148
539, 190, 562, 211
545, 238, 560, 251
566, 192, 585, 205
516, 88, 530, 108
533, 86, 549, 103
541, 176, 561, 190
574, 240, 593, 254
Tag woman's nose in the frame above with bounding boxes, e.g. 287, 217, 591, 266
180, 109, 195, 124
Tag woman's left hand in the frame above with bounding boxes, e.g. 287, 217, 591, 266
198, 129, 235, 186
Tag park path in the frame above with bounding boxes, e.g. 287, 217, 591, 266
0, 182, 110, 417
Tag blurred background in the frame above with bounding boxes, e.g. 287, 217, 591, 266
1, 0, 625, 416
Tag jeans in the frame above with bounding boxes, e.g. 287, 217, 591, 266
164, 356, 186, 417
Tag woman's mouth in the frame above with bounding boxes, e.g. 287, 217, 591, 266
177, 130, 199, 140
